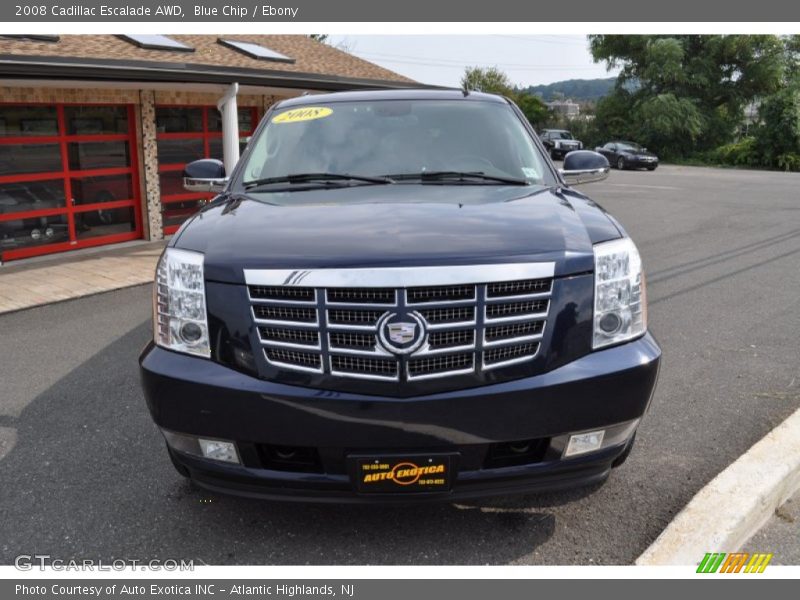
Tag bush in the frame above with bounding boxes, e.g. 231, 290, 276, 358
776, 153, 800, 171
712, 137, 761, 167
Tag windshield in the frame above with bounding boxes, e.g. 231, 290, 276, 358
618, 142, 643, 152
239, 99, 553, 189
551, 131, 573, 140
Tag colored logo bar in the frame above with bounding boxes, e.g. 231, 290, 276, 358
697, 552, 773, 573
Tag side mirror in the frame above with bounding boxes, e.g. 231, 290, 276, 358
559, 150, 610, 186
183, 159, 227, 193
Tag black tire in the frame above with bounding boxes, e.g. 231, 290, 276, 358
550, 149, 559, 160
612, 434, 636, 468
166, 444, 191, 478
617, 157, 626, 170
647, 165, 657, 171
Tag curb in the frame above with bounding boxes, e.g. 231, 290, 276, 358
637, 406, 800, 565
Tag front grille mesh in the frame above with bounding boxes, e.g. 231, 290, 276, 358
249, 274, 551, 382
408, 352, 473, 377
331, 355, 398, 378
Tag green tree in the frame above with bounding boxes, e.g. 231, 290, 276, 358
460, 66, 550, 128
588, 35, 786, 156
515, 93, 550, 128
461, 66, 513, 95
757, 86, 800, 169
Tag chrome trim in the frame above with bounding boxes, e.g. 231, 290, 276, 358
259, 338, 322, 351
263, 351, 323, 374
418, 343, 476, 356
485, 291, 552, 302
244, 262, 556, 288
184, 176, 227, 193
329, 368, 400, 382
482, 352, 538, 371
424, 320, 477, 331
559, 166, 610, 186
407, 364, 476, 381
483, 310, 549, 324
482, 332, 544, 348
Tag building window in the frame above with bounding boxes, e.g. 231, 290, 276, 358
155, 105, 259, 234
0, 103, 142, 261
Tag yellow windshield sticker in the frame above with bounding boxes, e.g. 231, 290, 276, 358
273, 107, 333, 124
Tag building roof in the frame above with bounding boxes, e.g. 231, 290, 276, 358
0, 34, 416, 90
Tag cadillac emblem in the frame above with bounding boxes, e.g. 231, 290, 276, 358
377, 312, 427, 355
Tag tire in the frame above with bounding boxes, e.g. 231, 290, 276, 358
612, 434, 636, 468
617, 157, 626, 170
647, 165, 657, 171
550, 149, 559, 160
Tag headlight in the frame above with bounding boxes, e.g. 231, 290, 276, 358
554, 140, 561, 148
592, 237, 647, 349
154, 248, 210, 358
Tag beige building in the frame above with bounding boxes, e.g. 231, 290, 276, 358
0, 34, 415, 262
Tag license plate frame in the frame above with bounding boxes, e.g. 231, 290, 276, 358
350, 454, 454, 494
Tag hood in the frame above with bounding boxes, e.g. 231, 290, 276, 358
174, 184, 621, 284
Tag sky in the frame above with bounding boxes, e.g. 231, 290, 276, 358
326, 35, 620, 88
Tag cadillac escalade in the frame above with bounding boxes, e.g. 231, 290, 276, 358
139, 89, 661, 503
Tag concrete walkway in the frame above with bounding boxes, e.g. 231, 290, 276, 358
0, 240, 165, 314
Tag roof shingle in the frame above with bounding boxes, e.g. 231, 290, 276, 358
0, 34, 414, 84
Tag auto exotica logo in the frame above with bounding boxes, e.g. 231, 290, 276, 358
362, 462, 446, 485
697, 552, 773, 573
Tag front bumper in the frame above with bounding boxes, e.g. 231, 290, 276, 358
627, 158, 659, 168
140, 333, 661, 503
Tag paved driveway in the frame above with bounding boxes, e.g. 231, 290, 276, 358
0, 165, 798, 565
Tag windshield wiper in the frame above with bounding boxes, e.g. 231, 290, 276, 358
243, 172, 395, 190
389, 171, 529, 186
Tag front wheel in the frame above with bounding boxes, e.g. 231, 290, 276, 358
647, 165, 657, 171
617, 157, 626, 170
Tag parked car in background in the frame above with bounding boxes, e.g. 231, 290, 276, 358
539, 129, 583, 160
596, 141, 659, 171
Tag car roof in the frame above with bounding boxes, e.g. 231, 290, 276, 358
544, 129, 570, 132
276, 88, 509, 109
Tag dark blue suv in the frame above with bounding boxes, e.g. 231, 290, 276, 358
140, 90, 660, 503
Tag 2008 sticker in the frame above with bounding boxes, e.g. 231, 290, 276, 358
272, 107, 333, 124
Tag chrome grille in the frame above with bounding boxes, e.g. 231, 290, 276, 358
245, 264, 554, 382
408, 284, 475, 304
265, 348, 322, 372
418, 306, 475, 325
327, 288, 396, 304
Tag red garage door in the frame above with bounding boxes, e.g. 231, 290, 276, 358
156, 105, 258, 235
0, 103, 143, 261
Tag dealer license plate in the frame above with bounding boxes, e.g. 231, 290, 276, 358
351, 454, 453, 493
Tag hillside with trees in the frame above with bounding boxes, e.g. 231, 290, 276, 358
521, 77, 617, 101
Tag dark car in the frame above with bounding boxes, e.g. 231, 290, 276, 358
596, 141, 659, 170
139, 90, 660, 503
539, 129, 583, 160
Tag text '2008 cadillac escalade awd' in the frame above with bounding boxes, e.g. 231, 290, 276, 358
139, 90, 661, 503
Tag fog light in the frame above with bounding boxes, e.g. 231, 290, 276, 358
198, 439, 239, 464
565, 430, 605, 457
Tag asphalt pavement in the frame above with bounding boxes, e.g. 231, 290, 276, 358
0, 164, 798, 565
